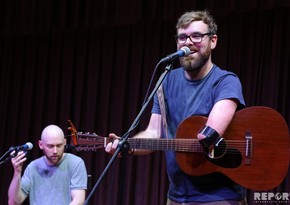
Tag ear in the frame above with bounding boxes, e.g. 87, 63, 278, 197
64, 138, 67, 145
38, 140, 44, 150
210, 34, 218, 49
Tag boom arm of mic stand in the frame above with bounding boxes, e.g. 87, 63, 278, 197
0, 147, 19, 166
84, 63, 174, 205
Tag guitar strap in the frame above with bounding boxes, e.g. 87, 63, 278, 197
157, 84, 168, 139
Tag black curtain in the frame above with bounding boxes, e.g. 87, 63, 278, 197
0, 1, 289, 204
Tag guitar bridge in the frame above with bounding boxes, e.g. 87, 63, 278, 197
245, 131, 253, 165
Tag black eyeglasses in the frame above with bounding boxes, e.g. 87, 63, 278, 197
175, 33, 212, 44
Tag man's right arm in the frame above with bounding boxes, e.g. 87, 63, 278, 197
8, 151, 27, 205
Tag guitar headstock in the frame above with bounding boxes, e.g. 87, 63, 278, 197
67, 120, 109, 151
68, 119, 78, 147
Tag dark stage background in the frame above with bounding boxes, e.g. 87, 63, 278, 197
0, 0, 289, 204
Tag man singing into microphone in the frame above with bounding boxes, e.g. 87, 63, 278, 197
8, 125, 87, 205
106, 10, 246, 204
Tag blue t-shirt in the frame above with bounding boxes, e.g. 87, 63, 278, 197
152, 65, 246, 203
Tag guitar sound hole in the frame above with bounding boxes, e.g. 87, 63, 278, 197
205, 138, 227, 159
206, 147, 242, 168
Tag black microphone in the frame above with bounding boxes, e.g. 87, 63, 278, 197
9, 142, 33, 152
160, 46, 191, 63
0, 142, 33, 165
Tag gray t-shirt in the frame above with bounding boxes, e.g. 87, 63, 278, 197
21, 153, 87, 205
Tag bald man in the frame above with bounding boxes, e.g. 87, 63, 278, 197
8, 125, 87, 205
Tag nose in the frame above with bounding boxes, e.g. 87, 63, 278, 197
53, 146, 58, 153
184, 36, 194, 45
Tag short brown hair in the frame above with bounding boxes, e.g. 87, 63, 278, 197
176, 10, 218, 35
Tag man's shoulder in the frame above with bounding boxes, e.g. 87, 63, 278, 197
25, 156, 45, 171
213, 64, 238, 77
64, 153, 85, 163
165, 67, 184, 81
29, 156, 44, 164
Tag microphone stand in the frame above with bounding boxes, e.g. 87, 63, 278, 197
0, 147, 17, 166
84, 62, 174, 204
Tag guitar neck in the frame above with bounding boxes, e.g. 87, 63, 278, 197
69, 133, 203, 153
127, 138, 203, 152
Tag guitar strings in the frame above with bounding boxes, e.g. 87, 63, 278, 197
68, 134, 250, 154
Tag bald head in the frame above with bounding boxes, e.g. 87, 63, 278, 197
41, 124, 65, 142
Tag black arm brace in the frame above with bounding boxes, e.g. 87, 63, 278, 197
199, 125, 222, 148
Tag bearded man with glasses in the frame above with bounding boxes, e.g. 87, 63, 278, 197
106, 10, 246, 205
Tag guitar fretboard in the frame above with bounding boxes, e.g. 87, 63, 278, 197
128, 138, 204, 152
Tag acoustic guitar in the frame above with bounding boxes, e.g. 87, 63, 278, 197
67, 106, 290, 191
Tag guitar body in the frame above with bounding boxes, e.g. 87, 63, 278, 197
176, 106, 290, 190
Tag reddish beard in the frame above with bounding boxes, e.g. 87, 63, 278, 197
180, 48, 211, 71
